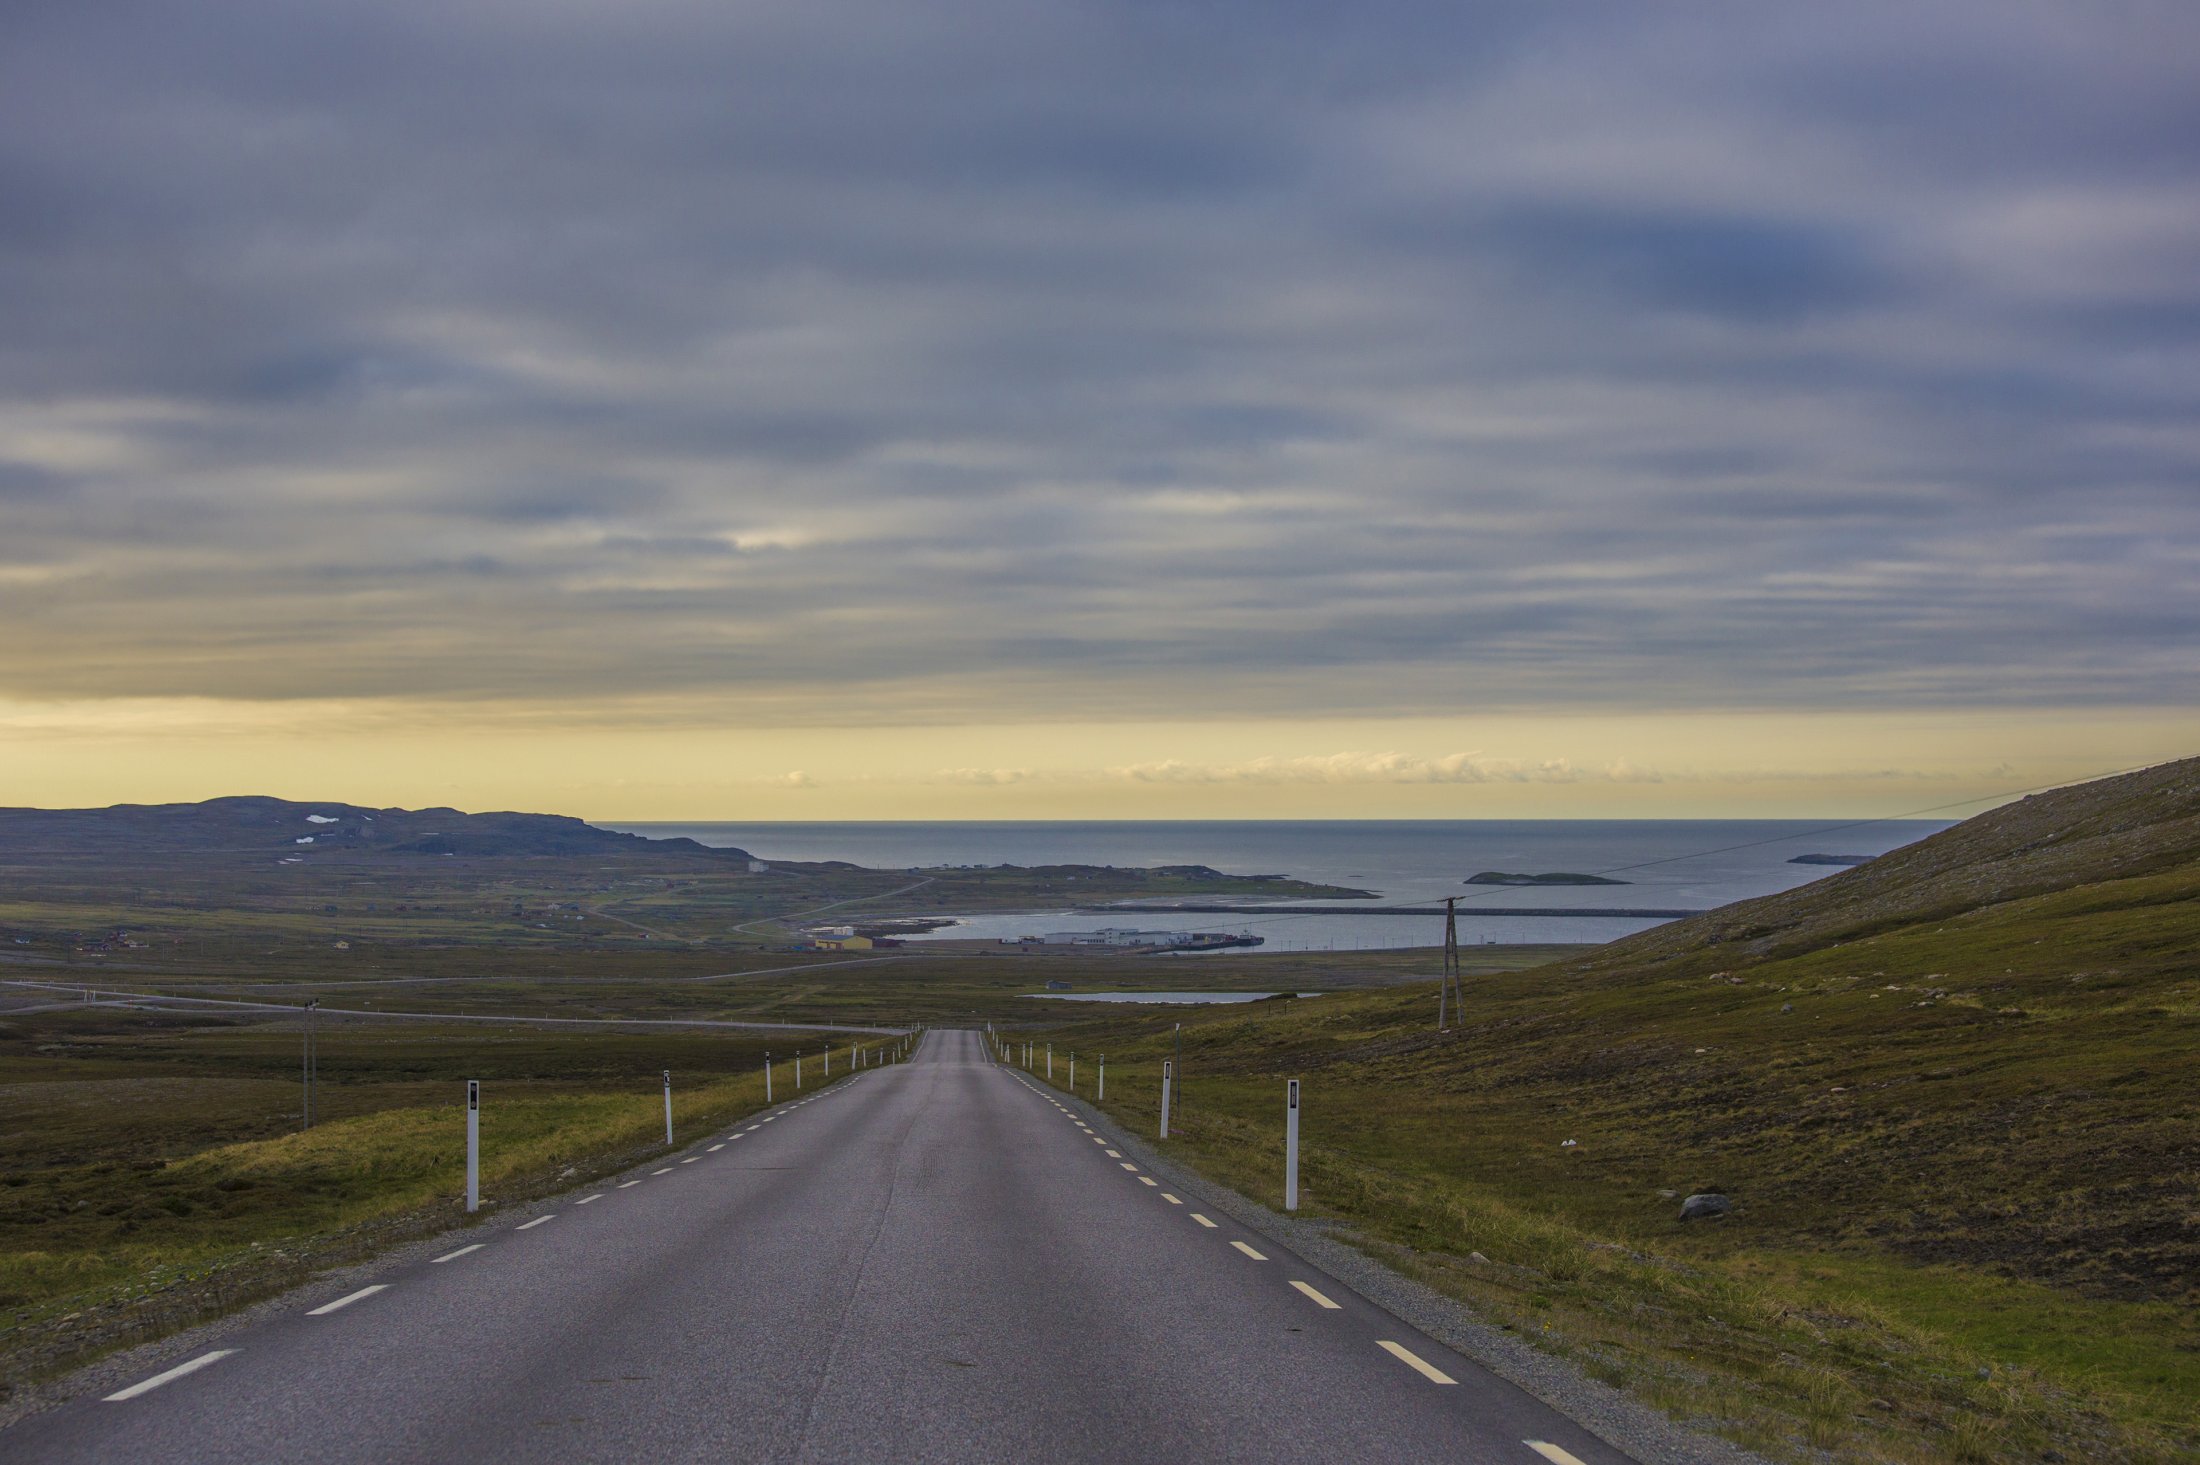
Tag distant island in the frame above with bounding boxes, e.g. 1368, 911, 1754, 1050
1465, 871, 1629, 886
1788, 853, 1875, 866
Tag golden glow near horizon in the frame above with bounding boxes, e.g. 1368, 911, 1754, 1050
4, 10, 2193, 818
2, 698, 2186, 821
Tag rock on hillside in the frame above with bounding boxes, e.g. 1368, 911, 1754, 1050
0, 796, 750, 862
1590, 755, 2200, 970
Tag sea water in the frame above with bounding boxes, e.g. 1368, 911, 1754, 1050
604, 820, 1949, 951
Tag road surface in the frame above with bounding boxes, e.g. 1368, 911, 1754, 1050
3, 1029, 1636, 1464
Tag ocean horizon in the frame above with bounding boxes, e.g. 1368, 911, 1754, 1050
605, 819, 1953, 952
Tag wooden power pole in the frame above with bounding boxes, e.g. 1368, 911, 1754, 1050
1437, 897, 1464, 1032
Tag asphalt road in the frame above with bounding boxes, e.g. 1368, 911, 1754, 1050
4, 1029, 1638, 1465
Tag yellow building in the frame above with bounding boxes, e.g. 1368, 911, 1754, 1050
812, 933, 873, 951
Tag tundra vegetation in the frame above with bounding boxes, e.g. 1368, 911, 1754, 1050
1018, 758, 2200, 1464
3, 763, 2195, 1464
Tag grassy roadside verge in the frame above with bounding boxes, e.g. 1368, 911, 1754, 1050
0, 1023, 895, 1409
1003, 994, 2198, 1465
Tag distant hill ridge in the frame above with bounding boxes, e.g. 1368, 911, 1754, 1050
0, 795, 752, 862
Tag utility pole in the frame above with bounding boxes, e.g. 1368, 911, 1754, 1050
301, 1000, 319, 1130
1438, 897, 1463, 1033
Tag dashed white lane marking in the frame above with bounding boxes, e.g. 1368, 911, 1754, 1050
1119, 1163, 1139, 1172
1138, 1176, 1158, 1187
1162, 1193, 1183, 1205
517, 1216, 555, 1230
431, 1244, 486, 1264
680, 1156, 700, 1164
307, 1285, 389, 1316
1191, 1214, 1218, 1228
745, 1126, 761, 1132
1231, 1240, 1267, 1261
1290, 1280, 1342, 1309
1104, 1149, 1123, 1158
708, 1144, 725, 1152
1526, 1445, 1588, 1465
577, 1194, 603, 1205
103, 1350, 238, 1401
1378, 1340, 1457, 1384
618, 1180, 642, 1189
652, 1167, 674, 1175
1091, 1137, 1107, 1145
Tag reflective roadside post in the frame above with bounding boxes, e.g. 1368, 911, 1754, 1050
1070, 1053, 1076, 1091
796, 1055, 803, 1090
1160, 1060, 1172, 1139
466, 1080, 481, 1213
1285, 1079, 1300, 1211
663, 1069, 673, 1145
1098, 1055, 1105, 1101
1047, 1043, 1053, 1080
765, 1053, 773, 1103
823, 1044, 830, 1077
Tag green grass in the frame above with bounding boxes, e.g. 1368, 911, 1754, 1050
0, 1011, 900, 1399
1010, 856, 2200, 1463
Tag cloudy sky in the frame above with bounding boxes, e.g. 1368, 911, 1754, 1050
2, 1, 2194, 817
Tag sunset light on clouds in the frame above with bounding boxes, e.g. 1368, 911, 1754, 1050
2, 2, 2193, 817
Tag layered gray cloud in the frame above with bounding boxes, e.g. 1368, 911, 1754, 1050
1, 1, 2195, 721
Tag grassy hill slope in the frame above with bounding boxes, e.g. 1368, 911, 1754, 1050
1020, 757, 2200, 1464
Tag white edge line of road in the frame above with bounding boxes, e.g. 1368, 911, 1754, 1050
306, 1284, 389, 1316
516, 1216, 555, 1230
103, 1350, 238, 1401
1527, 1445, 1589, 1465
1378, 1340, 1458, 1385
430, 1243, 485, 1264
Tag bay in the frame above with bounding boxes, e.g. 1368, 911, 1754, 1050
603, 820, 1950, 952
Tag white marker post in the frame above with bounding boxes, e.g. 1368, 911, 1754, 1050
796, 1055, 803, 1090
1046, 1043, 1053, 1080
465, 1080, 481, 1213
1160, 1060, 1172, 1139
662, 1069, 673, 1145
1098, 1055, 1105, 1101
823, 1045, 830, 1077
765, 1053, 773, 1103
1285, 1079, 1300, 1211
1070, 1053, 1076, 1091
